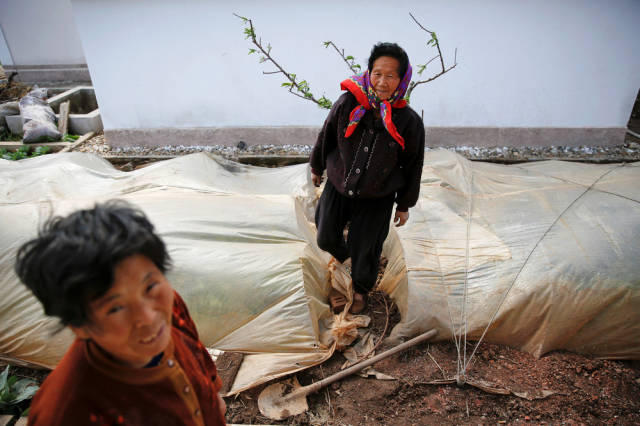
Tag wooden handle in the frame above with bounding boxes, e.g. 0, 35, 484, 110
289, 328, 437, 399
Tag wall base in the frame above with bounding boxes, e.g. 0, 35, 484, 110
106, 126, 627, 148
4, 64, 91, 83
426, 127, 626, 147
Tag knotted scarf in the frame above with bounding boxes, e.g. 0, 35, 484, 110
339, 62, 412, 149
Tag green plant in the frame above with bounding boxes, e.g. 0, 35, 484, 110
405, 12, 458, 101
41, 133, 79, 143
322, 41, 362, 75
1, 144, 51, 160
0, 127, 23, 142
0, 366, 39, 417
62, 133, 80, 142
235, 12, 457, 108
32, 145, 52, 156
234, 13, 333, 110
2, 145, 29, 160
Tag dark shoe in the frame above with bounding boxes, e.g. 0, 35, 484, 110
349, 292, 367, 314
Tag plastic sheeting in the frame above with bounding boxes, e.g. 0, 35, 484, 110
1, 151, 639, 394
0, 153, 337, 395
383, 151, 640, 360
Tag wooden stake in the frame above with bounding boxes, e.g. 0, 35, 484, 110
57, 100, 70, 136
59, 131, 95, 153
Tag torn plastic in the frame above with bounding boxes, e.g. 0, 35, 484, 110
385, 151, 640, 360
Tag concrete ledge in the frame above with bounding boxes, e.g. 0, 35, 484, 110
106, 126, 627, 148
106, 127, 320, 148
4, 64, 91, 84
426, 127, 627, 147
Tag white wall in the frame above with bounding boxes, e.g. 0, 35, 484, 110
70, 0, 640, 130
0, 0, 86, 65
0, 27, 13, 66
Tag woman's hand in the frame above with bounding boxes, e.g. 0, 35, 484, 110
394, 210, 409, 227
312, 173, 324, 187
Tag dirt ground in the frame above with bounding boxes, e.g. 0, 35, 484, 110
8, 300, 640, 426
221, 290, 640, 425
214, 259, 640, 425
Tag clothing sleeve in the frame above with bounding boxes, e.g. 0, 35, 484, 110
172, 290, 199, 341
309, 93, 348, 176
395, 114, 425, 211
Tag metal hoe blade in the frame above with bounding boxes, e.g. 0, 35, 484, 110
257, 376, 308, 420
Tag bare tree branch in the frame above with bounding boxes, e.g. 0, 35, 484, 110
406, 12, 458, 100
234, 13, 332, 109
324, 41, 361, 74
409, 12, 433, 33
423, 55, 440, 70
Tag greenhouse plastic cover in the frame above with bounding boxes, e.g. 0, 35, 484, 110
1, 151, 638, 393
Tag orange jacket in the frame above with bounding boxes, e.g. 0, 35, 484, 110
28, 291, 225, 426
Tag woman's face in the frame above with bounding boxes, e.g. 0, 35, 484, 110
71, 254, 174, 368
370, 56, 401, 101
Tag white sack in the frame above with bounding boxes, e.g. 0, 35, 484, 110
18, 88, 60, 143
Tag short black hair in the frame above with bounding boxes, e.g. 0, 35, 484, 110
14, 200, 171, 327
367, 42, 409, 78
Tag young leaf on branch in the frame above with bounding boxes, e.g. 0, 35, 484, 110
405, 12, 458, 101
234, 13, 333, 109
323, 41, 362, 74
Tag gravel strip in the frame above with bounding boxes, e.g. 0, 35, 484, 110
78, 133, 640, 163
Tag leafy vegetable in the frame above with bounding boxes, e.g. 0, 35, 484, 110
0, 366, 39, 415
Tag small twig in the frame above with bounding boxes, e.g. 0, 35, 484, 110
406, 12, 458, 100
324, 41, 362, 74
319, 365, 335, 418
59, 131, 95, 153
410, 12, 446, 71
426, 348, 448, 380
409, 12, 433, 33
423, 55, 440, 70
355, 290, 390, 363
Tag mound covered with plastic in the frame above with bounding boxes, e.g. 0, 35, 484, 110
1, 151, 638, 393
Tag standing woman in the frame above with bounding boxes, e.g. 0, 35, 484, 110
310, 42, 425, 314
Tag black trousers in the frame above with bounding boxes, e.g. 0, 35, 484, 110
315, 180, 395, 294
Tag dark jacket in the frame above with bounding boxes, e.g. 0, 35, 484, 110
310, 92, 425, 211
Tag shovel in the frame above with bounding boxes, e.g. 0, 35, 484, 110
258, 328, 438, 420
